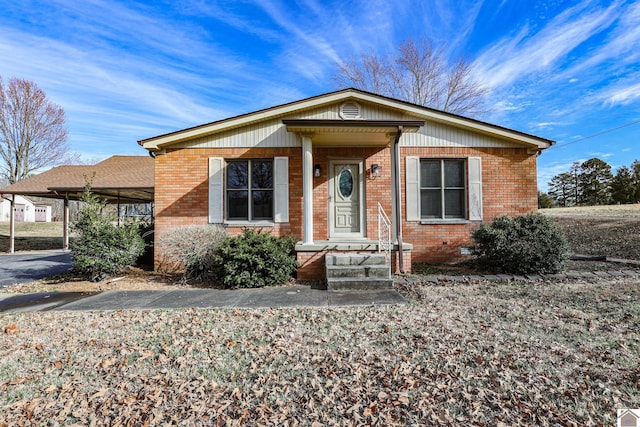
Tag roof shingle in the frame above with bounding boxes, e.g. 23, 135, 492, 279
0, 156, 154, 202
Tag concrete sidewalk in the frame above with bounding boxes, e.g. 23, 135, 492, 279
0, 285, 406, 313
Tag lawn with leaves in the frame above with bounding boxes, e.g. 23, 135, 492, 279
2, 278, 638, 425
552, 217, 640, 260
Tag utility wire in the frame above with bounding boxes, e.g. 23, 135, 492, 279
548, 118, 640, 150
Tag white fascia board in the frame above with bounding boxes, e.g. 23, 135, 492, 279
141, 89, 553, 151
141, 91, 358, 150
347, 92, 553, 150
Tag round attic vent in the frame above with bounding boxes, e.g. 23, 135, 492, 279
339, 101, 361, 119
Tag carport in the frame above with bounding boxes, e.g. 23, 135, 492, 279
0, 156, 154, 253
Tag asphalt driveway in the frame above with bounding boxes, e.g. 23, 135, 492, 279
0, 250, 72, 289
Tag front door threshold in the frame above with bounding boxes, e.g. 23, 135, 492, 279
295, 240, 414, 252
295, 240, 379, 252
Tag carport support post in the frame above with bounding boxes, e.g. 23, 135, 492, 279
9, 195, 15, 253
63, 196, 69, 251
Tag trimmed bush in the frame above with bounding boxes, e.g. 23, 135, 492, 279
214, 228, 298, 289
471, 213, 569, 274
70, 187, 145, 279
158, 224, 227, 284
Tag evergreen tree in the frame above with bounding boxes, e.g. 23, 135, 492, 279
548, 172, 576, 207
631, 160, 640, 203
538, 191, 555, 208
579, 158, 613, 205
611, 166, 634, 203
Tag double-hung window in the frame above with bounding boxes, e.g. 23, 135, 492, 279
226, 159, 273, 221
420, 159, 466, 219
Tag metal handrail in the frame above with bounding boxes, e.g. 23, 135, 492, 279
377, 202, 392, 276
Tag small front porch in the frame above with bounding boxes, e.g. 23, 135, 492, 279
295, 240, 413, 285
284, 117, 422, 287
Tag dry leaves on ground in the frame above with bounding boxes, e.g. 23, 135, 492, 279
1, 268, 186, 294
552, 217, 640, 260
1, 278, 638, 425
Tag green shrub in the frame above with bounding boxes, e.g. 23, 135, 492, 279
471, 213, 569, 274
70, 186, 145, 279
158, 224, 227, 284
214, 229, 298, 289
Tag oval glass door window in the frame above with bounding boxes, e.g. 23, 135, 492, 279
338, 169, 353, 198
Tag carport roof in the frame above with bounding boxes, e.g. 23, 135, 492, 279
0, 156, 154, 203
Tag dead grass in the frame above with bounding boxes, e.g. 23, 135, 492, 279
1, 278, 638, 425
540, 203, 640, 217
3, 269, 185, 294
0, 221, 66, 252
551, 217, 640, 260
0, 221, 63, 238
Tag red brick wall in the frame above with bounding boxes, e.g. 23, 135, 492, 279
401, 146, 538, 263
154, 145, 538, 272
154, 147, 303, 267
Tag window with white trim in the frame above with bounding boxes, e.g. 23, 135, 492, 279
420, 159, 466, 219
209, 156, 288, 224
405, 156, 481, 222
226, 159, 273, 221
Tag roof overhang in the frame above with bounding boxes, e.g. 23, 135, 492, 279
139, 88, 554, 151
0, 156, 155, 204
282, 119, 424, 146
49, 188, 154, 203
1, 188, 154, 203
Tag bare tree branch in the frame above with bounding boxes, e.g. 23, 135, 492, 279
334, 37, 489, 117
0, 76, 70, 184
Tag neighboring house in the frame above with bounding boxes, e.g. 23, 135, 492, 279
139, 89, 553, 281
0, 195, 50, 222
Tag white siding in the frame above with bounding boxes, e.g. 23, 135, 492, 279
177, 118, 299, 149
0, 196, 36, 222
401, 122, 521, 148
178, 101, 521, 149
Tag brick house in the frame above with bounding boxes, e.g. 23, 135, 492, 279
139, 89, 553, 283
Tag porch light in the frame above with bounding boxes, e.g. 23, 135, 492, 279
371, 164, 381, 177
314, 164, 321, 177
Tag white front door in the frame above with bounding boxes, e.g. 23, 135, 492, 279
329, 160, 365, 239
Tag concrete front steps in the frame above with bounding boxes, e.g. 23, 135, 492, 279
325, 253, 392, 291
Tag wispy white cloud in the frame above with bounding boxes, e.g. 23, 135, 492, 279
587, 152, 614, 159
602, 80, 640, 106
565, 1, 640, 75
0, 27, 228, 124
473, 2, 620, 88
253, 0, 341, 64
532, 122, 560, 129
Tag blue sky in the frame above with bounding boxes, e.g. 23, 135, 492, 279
1, 0, 638, 191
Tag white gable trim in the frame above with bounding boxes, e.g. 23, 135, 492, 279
140, 89, 554, 151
